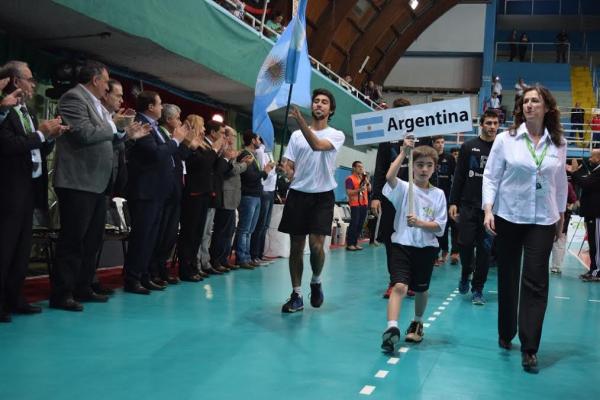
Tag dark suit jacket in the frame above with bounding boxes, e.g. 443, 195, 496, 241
125, 114, 179, 201
0, 108, 53, 211
571, 165, 600, 218
183, 142, 220, 198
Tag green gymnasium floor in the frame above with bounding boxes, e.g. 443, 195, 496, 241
1, 245, 599, 400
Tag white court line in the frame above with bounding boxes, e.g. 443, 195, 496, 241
555, 296, 570, 300
443, 301, 450, 305
433, 311, 442, 316
428, 317, 437, 321
450, 294, 457, 297
588, 299, 600, 303
399, 347, 410, 353
446, 298, 453, 301
438, 306, 446, 310
374, 370, 389, 378
453, 290, 459, 294
488, 290, 498, 294
423, 323, 431, 328
360, 385, 376, 395
387, 357, 399, 365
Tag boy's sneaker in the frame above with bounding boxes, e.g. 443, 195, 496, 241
550, 266, 562, 274
405, 321, 424, 343
309, 283, 324, 308
381, 326, 400, 353
472, 291, 486, 305
281, 292, 304, 313
458, 279, 470, 294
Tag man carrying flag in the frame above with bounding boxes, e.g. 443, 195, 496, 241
278, 89, 345, 313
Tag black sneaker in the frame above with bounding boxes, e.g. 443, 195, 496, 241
310, 283, 324, 308
405, 321, 424, 343
381, 326, 400, 353
281, 292, 304, 313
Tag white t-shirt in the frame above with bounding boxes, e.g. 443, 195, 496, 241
383, 178, 447, 248
284, 126, 345, 193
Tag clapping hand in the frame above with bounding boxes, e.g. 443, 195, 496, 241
566, 158, 581, 173
113, 108, 136, 130
0, 88, 23, 108
39, 117, 69, 139
125, 122, 151, 140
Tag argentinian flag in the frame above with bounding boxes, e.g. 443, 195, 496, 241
252, 0, 311, 151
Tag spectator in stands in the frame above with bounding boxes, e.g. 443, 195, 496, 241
567, 150, 600, 282
591, 111, 600, 148
488, 92, 501, 110
492, 76, 503, 105
345, 161, 371, 251
514, 77, 528, 104
364, 80, 383, 103
265, 12, 284, 37
235, 131, 274, 268
0, 61, 66, 322
570, 102, 584, 141
508, 29, 518, 62
555, 29, 569, 63
518, 33, 529, 62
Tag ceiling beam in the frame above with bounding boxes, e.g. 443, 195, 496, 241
309, 0, 357, 60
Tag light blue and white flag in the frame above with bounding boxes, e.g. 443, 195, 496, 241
252, 0, 311, 151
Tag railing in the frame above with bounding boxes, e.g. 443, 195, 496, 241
494, 41, 571, 63
591, 56, 600, 107
217, 0, 382, 110
502, 0, 582, 15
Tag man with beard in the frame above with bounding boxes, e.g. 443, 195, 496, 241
279, 89, 345, 313
449, 110, 499, 305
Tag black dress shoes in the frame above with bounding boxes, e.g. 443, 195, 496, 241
197, 270, 209, 278
91, 282, 115, 296
521, 352, 538, 373
180, 274, 203, 282
124, 281, 151, 295
163, 276, 180, 285
74, 292, 109, 303
141, 279, 166, 291
49, 297, 84, 312
498, 338, 512, 350
204, 267, 223, 275
152, 278, 169, 287
12, 303, 43, 314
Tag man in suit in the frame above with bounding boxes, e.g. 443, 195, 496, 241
210, 126, 251, 270
123, 91, 186, 294
148, 103, 198, 285
52, 60, 133, 311
0, 61, 66, 322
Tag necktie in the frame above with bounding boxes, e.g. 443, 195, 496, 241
20, 106, 42, 178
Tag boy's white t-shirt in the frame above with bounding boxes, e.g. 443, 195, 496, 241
284, 126, 345, 193
382, 178, 447, 248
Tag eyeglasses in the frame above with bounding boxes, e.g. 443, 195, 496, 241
18, 76, 36, 84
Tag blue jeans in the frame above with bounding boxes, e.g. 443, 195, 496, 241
235, 196, 261, 264
347, 205, 368, 246
250, 191, 275, 260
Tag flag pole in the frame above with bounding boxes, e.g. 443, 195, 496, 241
278, 83, 294, 163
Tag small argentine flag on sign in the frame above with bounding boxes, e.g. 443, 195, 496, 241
353, 115, 385, 141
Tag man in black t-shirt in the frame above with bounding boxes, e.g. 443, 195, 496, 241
431, 136, 455, 265
448, 110, 499, 305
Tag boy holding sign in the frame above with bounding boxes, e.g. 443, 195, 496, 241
380, 137, 447, 353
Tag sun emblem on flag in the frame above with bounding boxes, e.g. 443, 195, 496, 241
256, 56, 286, 96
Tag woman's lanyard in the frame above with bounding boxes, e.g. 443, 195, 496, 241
524, 134, 548, 191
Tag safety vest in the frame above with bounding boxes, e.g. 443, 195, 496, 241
346, 174, 368, 207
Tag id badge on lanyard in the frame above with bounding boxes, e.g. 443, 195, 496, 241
525, 135, 548, 197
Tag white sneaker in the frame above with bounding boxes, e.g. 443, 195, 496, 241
550, 266, 562, 274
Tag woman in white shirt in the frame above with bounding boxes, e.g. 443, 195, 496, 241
482, 85, 567, 373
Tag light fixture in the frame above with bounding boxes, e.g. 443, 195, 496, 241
409, 0, 419, 10
211, 114, 224, 123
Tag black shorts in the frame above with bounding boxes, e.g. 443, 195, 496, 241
278, 189, 334, 236
389, 243, 438, 292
